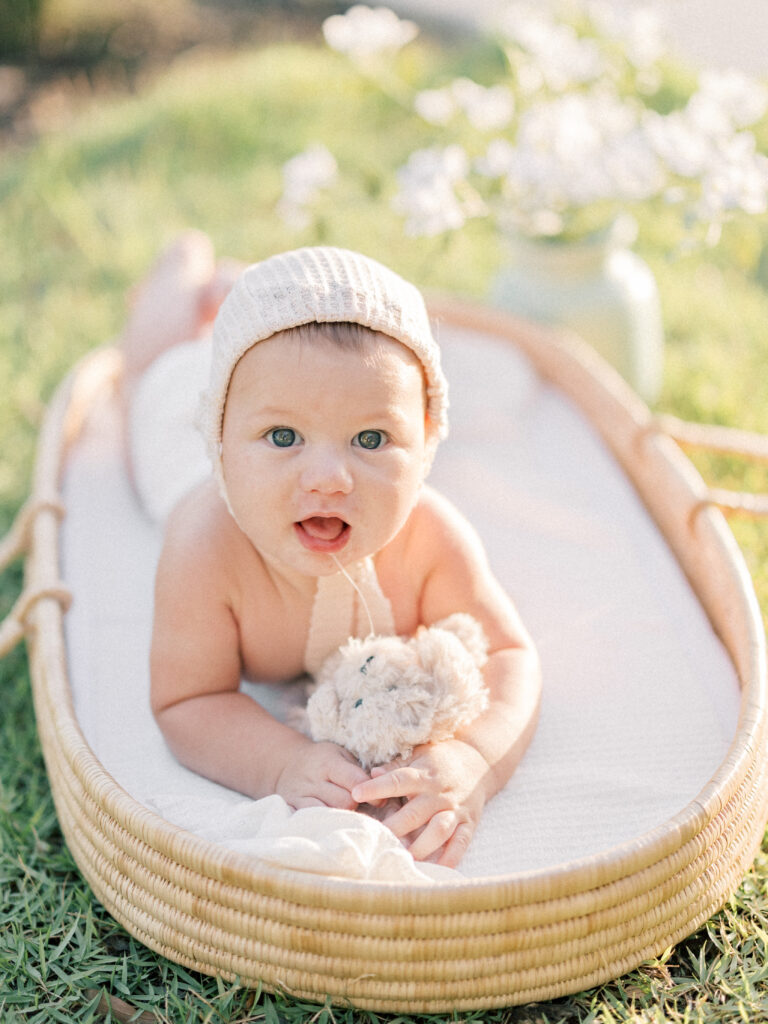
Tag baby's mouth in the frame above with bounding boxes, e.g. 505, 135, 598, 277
295, 516, 351, 553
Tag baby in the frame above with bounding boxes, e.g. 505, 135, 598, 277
123, 233, 541, 868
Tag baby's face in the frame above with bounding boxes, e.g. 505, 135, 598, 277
221, 328, 430, 580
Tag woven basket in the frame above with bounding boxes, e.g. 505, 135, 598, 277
2, 300, 767, 1013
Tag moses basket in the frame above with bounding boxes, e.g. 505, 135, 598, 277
2, 299, 767, 1013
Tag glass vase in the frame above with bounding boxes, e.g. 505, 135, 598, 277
492, 216, 664, 402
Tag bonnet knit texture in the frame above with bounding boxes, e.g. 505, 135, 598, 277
199, 246, 449, 492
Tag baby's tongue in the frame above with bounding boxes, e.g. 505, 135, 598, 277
301, 516, 346, 540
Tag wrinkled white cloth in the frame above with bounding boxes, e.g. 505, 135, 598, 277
147, 793, 456, 880
62, 324, 740, 881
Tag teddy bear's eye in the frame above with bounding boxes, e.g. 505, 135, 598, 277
353, 698, 363, 709
387, 685, 397, 692
359, 655, 375, 675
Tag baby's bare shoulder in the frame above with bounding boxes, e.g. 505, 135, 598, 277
379, 487, 488, 612
164, 478, 223, 542
158, 480, 244, 585
408, 486, 486, 559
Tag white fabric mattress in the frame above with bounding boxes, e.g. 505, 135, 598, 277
61, 324, 741, 883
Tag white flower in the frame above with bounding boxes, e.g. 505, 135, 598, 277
281, 144, 338, 203
644, 110, 715, 179
584, 1, 666, 67
480, 91, 664, 228
450, 79, 515, 132
698, 133, 768, 219
278, 145, 338, 229
415, 79, 514, 131
644, 102, 768, 227
475, 138, 517, 178
688, 70, 768, 132
392, 145, 475, 236
414, 87, 457, 126
322, 5, 417, 59
601, 126, 667, 202
501, 2, 605, 92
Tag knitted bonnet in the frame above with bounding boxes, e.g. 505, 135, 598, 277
199, 246, 449, 495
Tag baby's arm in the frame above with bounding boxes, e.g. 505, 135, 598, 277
352, 488, 541, 866
150, 495, 369, 810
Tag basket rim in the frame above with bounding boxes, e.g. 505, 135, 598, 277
26, 298, 768, 913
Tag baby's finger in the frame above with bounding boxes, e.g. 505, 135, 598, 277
378, 793, 435, 840
407, 810, 466, 862
329, 757, 371, 793
365, 767, 396, 803
363, 765, 391, 806
361, 795, 389, 809
437, 821, 475, 868
351, 766, 421, 804
292, 782, 358, 811
370, 756, 404, 777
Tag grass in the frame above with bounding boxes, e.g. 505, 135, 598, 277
2, 22, 768, 1024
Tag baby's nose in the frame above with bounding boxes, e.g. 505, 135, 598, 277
300, 446, 354, 494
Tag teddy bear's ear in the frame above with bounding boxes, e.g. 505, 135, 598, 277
315, 647, 344, 686
305, 683, 341, 744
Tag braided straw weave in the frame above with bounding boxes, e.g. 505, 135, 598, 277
12, 302, 768, 1012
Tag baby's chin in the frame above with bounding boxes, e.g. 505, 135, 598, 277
297, 534, 384, 578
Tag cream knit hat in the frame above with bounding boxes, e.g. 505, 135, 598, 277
199, 246, 449, 492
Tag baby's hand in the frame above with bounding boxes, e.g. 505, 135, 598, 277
351, 740, 492, 867
276, 739, 370, 811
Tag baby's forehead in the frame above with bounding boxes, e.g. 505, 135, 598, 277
276, 321, 422, 363
224, 323, 428, 411
228, 321, 427, 393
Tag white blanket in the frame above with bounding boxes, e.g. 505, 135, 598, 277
61, 325, 740, 882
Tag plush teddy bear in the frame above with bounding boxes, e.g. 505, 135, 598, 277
305, 613, 490, 770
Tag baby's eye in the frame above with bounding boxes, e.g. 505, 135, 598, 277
354, 430, 386, 450
267, 428, 299, 448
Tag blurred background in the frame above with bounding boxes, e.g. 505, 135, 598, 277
3, 0, 768, 144
391, 0, 768, 76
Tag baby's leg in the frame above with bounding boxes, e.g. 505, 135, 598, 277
119, 231, 240, 496
121, 231, 217, 408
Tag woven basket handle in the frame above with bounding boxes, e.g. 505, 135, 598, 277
658, 414, 768, 518
0, 497, 71, 658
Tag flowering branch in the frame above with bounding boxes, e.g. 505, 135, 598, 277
277, 2, 768, 248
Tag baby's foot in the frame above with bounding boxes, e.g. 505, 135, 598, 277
199, 258, 244, 327
121, 230, 216, 381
